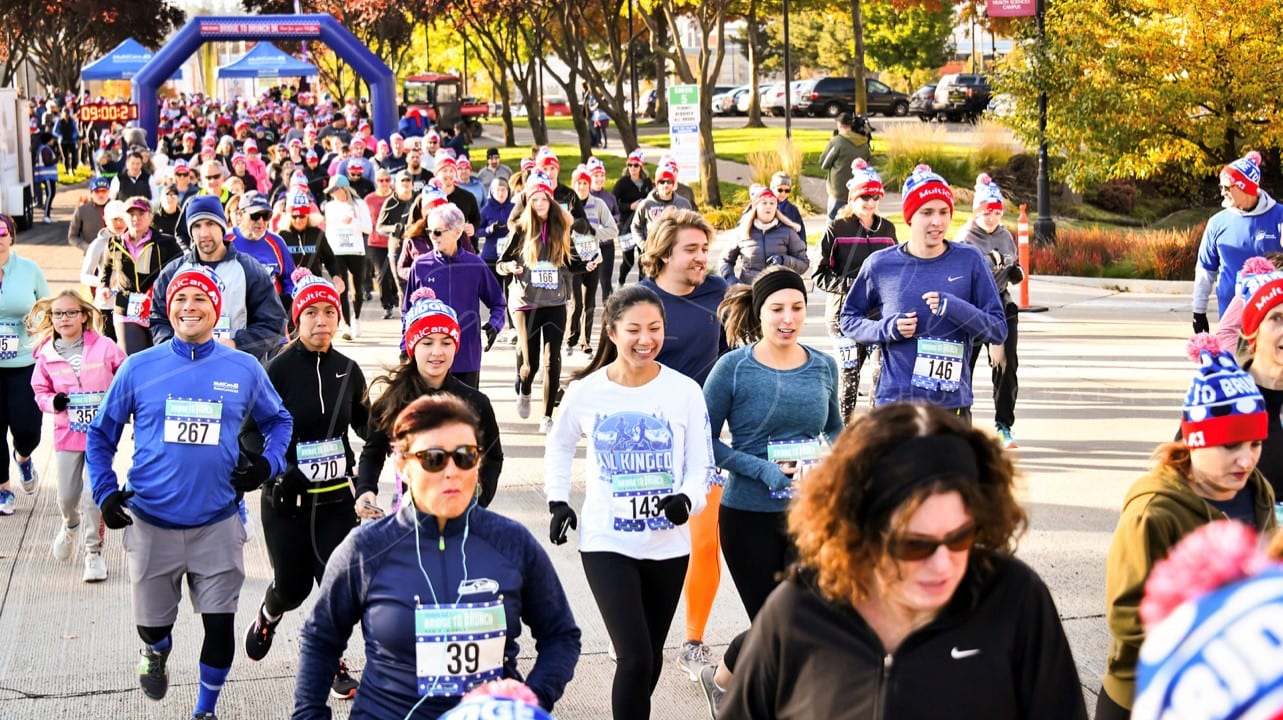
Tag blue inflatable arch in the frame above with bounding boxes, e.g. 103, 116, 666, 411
133, 14, 396, 148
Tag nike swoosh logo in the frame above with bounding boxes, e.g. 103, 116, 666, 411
947, 275, 964, 282
335, 373, 349, 378
951, 647, 981, 659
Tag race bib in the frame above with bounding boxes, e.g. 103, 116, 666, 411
833, 336, 861, 370
617, 233, 637, 251
67, 391, 106, 433
124, 292, 151, 325
0, 323, 17, 360
767, 438, 825, 500
415, 599, 506, 697
163, 398, 222, 446
572, 232, 600, 263
330, 225, 363, 255
610, 472, 675, 532
530, 261, 559, 290
297, 438, 344, 481
911, 338, 964, 393
212, 315, 232, 340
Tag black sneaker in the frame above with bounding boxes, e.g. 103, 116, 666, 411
382, 308, 395, 320
137, 646, 170, 700
330, 659, 359, 699
244, 606, 279, 661
192, 713, 218, 720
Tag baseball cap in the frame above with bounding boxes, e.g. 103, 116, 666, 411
240, 191, 272, 215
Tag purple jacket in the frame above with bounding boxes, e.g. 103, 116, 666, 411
31, 330, 126, 451
402, 248, 506, 373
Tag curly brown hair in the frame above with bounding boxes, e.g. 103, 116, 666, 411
788, 402, 1027, 605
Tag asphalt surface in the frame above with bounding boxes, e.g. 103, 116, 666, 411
0, 176, 1191, 719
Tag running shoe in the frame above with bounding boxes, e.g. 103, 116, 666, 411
351, 319, 362, 338
516, 394, 532, 420
52, 524, 77, 562
676, 640, 714, 682
14, 451, 37, 494
0, 489, 13, 515
330, 659, 359, 699
137, 645, 170, 700
995, 422, 1019, 449
382, 308, 395, 320
699, 664, 724, 720
538, 417, 553, 434
83, 551, 107, 583
244, 606, 279, 661
191, 713, 218, 720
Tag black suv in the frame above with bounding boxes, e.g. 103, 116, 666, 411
931, 74, 991, 122
797, 77, 910, 118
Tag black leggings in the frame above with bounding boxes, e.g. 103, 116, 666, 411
366, 246, 399, 311
581, 551, 688, 720
1094, 687, 1130, 720
0, 365, 41, 483
598, 242, 615, 304
138, 613, 235, 667
619, 246, 641, 286
116, 321, 153, 356
332, 255, 368, 322
515, 304, 566, 419
259, 492, 358, 616
718, 505, 793, 619
568, 267, 600, 348
967, 302, 1019, 428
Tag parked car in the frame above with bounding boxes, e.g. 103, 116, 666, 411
738, 83, 775, 114
544, 96, 571, 116
796, 76, 910, 118
932, 73, 992, 123
909, 84, 937, 121
713, 84, 750, 115
763, 80, 815, 117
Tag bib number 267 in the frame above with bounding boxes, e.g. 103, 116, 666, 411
174, 421, 212, 444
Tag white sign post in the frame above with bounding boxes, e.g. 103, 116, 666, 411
667, 84, 701, 184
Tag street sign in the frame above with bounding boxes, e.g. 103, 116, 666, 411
987, 0, 1036, 17
667, 84, 700, 184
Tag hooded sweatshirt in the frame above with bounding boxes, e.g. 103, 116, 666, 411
1194, 190, 1283, 315
1102, 463, 1276, 709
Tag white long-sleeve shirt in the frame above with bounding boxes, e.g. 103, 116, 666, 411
544, 365, 714, 560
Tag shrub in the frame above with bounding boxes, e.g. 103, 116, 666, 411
1028, 224, 1201, 280
880, 122, 1013, 189
1091, 179, 1138, 214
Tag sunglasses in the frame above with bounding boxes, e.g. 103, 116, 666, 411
377, 177, 392, 183
174, 172, 190, 177
248, 211, 271, 222
429, 228, 453, 237
857, 194, 881, 202
889, 523, 979, 562
51, 310, 82, 319
656, 179, 674, 186
774, 187, 791, 195
626, 163, 641, 168
203, 174, 222, 180
406, 445, 481, 472
1221, 182, 1236, 190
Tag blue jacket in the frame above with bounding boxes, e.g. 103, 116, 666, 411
477, 197, 514, 262
229, 228, 298, 296
293, 503, 581, 719
1196, 192, 1283, 314
402, 248, 506, 374
840, 242, 1007, 410
86, 338, 292, 529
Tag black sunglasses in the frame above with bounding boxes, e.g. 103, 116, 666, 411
248, 211, 271, 221
889, 523, 979, 562
407, 446, 481, 472
429, 228, 453, 237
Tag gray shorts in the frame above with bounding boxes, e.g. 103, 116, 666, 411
123, 513, 247, 626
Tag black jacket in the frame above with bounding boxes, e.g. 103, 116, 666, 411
357, 374, 504, 507
813, 214, 898, 295
244, 341, 368, 507
279, 225, 340, 279
100, 231, 183, 315
721, 553, 1088, 720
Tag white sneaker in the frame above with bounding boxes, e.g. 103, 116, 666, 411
676, 640, 716, 681
341, 324, 353, 341
516, 394, 532, 419
539, 417, 553, 434
42, 215, 53, 224
351, 319, 362, 338
52, 524, 77, 562
0, 489, 13, 515
83, 552, 107, 583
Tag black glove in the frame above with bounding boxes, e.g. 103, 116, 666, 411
766, 254, 785, 266
656, 493, 691, 525
52, 392, 69, 411
100, 489, 135, 529
1193, 312, 1210, 335
548, 501, 577, 545
1008, 263, 1025, 284
989, 249, 1004, 268
483, 324, 498, 351
231, 452, 273, 493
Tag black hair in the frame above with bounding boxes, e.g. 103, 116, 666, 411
573, 285, 667, 380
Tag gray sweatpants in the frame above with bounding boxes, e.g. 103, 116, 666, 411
54, 450, 103, 552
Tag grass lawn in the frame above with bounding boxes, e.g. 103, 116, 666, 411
645, 127, 836, 179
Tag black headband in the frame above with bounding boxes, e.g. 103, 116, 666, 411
859, 434, 980, 526
751, 270, 808, 318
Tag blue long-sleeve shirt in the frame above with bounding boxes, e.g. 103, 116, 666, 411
641, 275, 729, 386
703, 344, 844, 513
1195, 192, 1283, 314
401, 248, 506, 374
840, 241, 1007, 410
229, 228, 298, 297
87, 337, 291, 529
293, 503, 581, 719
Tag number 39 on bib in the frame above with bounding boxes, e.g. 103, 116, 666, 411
414, 600, 506, 697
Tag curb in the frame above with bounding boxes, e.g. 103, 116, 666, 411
1032, 275, 1193, 295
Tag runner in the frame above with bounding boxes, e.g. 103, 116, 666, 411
629, 159, 691, 282
840, 164, 1007, 421
99, 197, 183, 355
294, 393, 580, 718
637, 208, 730, 679
814, 159, 897, 420
227, 190, 297, 325
86, 264, 292, 719
241, 269, 368, 701
366, 167, 400, 319
0, 213, 49, 512
29, 291, 125, 580
358, 289, 505, 509
544, 284, 714, 720
720, 184, 808, 285
588, 158, 621, 305
566, 164, 618, 356
322, 175, 373, 340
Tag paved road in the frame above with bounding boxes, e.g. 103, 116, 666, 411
0, 188, 1188, 718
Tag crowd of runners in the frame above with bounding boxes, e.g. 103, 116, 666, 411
0, 87, 1279, 719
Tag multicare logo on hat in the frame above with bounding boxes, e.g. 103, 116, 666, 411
403, 287, 461, 350
901, 164, 954, 222
167, 265, 225, 319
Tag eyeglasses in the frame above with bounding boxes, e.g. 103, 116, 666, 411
203, 174, 222, 181
857, 194, 881, 202
889, 523, 979, 562
377, 178, 391, 183
626, 163, 641, 168
398, 178, 413, 184
656, 179, 674, 186
51, 310, 82, 319
248, 211, 271, 222
429, 228, 453, 237
1221, 182, 1235, 191
406, 445, 481, 472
